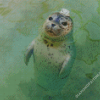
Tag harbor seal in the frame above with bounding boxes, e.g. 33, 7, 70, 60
24, 8, 76, 98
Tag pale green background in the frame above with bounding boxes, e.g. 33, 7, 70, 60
0, 0, 100, 100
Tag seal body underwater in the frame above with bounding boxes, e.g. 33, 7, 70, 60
24, 8, 76, 98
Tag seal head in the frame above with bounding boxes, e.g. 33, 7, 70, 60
43, 9, 73, 41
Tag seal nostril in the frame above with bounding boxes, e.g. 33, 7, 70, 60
52, 24, 56, 27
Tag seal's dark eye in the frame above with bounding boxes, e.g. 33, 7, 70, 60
62, 22, 67, 26
49, 17, 53, 20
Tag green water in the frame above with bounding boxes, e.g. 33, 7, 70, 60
0, 0, 100, 100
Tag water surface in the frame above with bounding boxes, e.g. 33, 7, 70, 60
0, 0, 100, 100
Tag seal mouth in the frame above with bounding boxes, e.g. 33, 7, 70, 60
49, 30, 54, 34
48, 30, 57, 36
45, 25, 62, 36
49, 30, 53, 33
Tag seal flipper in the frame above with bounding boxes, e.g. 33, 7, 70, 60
24, 40, 35, 65
59, 54, 74, 79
